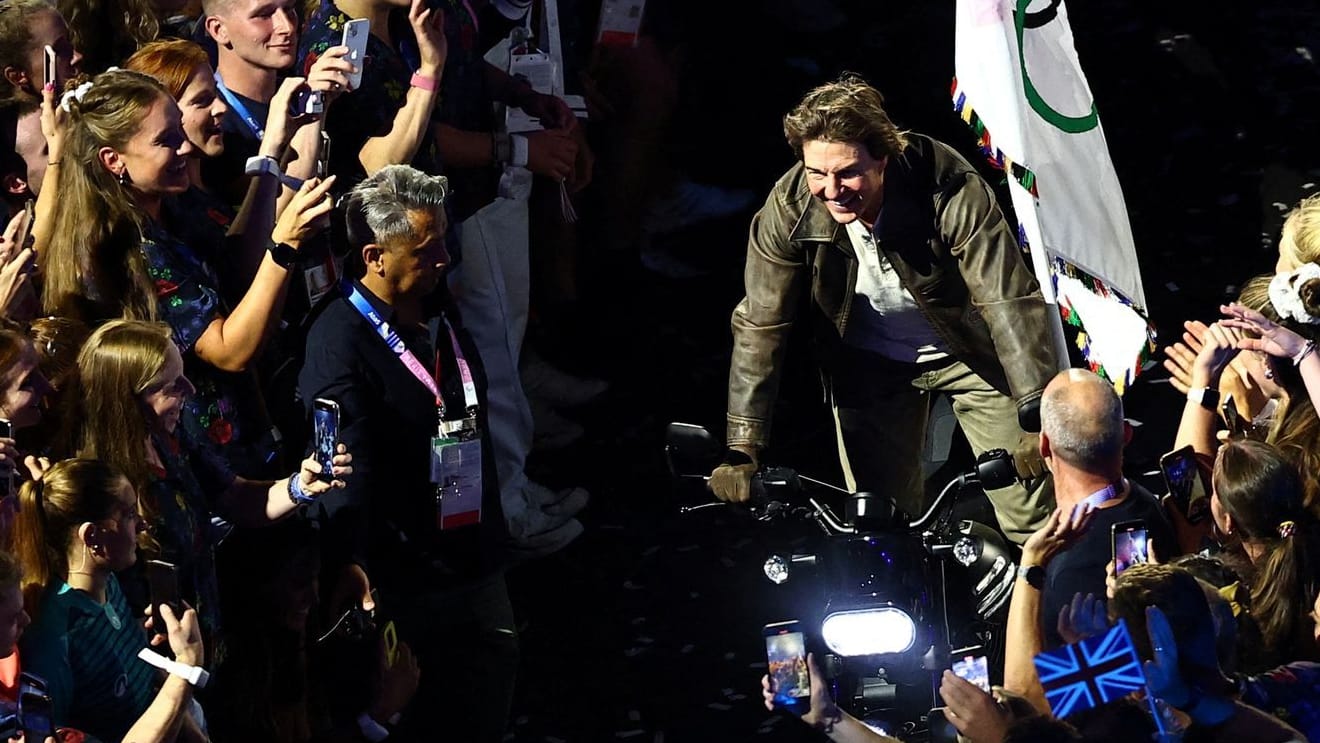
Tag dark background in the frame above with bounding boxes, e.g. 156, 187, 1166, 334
501, 0, 1320, 740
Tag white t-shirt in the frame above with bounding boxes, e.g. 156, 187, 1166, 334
841, 219, 949, 363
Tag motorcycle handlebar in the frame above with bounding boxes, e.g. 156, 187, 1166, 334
688, 449, 1018, 535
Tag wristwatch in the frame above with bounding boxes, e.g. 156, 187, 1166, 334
1186, 386, 1219, 411
1017, 563, 1045, 590
268, 241, 301, 270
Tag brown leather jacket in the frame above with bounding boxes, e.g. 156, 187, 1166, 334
727, 134, 1058, 448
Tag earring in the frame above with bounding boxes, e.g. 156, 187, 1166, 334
116, 170, 130, 186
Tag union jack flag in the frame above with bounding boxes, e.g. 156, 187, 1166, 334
1033, 619, 1147, 718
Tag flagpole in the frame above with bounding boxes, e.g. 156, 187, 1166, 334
1045, 288, 1072, 373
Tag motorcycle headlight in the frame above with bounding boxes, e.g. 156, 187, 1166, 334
820, 607, 916, 656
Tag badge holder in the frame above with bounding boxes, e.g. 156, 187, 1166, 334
432, 412, 482, 530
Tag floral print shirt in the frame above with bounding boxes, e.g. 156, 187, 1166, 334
140, 219, 258, 471
128, 431, 235, 641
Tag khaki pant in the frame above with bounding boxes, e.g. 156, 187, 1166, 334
827, 349, 1053, 544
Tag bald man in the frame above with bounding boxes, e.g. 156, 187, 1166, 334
1033, 369, 1174, 647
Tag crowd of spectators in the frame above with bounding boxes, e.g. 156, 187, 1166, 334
6, 0, 1320, 740
0, 0, 651, 738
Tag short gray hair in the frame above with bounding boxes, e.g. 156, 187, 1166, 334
1040, 369, 1125, 470
343, 165, 449, 256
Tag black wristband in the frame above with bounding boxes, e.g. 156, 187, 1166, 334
268, 241, 301, 270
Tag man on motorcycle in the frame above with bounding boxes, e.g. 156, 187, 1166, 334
709, 73, 1059, 544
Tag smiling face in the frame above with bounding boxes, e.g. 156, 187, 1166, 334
138, 342, 194, 436
177, 64, 227, 158
801, 139, 887, 228
208, 0, 300, 72
107, 95, 194, 197
0, 343, 50, 430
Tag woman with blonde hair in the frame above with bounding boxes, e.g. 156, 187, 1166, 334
68, 319, 352, 639
12, 458, 205, 742
39, 67, 335, 475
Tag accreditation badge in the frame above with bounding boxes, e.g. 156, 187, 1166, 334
431, 427, 482, 530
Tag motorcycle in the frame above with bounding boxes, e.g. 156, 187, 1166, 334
665, 422, 1021, 741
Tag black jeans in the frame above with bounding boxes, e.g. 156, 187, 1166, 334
383, 571, 519, 743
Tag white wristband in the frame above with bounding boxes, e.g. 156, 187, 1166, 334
510, 134, 529, 168
244, 154, 305, 191
356, 712, 390, 742
1293, 340, 1317, 367
138, 648, 210, 688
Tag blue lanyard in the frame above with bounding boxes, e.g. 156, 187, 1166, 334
343, 282, 479, 416
214, 73, 265, 140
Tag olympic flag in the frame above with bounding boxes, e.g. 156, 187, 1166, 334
954, 0, 1155, 392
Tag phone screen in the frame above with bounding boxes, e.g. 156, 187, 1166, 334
1160, 446, 1209, 524
146, 559, 180, 636
313, 399, 339, 483
952, 654, 990, 692
1112, 523, 1149, 575
764, 622, 810, 712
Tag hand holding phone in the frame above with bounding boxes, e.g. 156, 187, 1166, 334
1112, 520, 1149, 575
951, 646, 990, 692
1160, 445, 1209, 524
763, 620, 811, 715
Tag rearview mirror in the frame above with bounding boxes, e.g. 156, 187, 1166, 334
664, 422, 721, 479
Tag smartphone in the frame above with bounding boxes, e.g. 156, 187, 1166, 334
317, 131, 332, 180
42, 45, 55, 90
1221, 394, 1249, 437
341, 19, 370, 90
18, 688, 53, 742
1160, 445, 1209, 524
289, 88, 324, 118
146, 559, 180, 637
0, 418, 12, 496
1112, 520, 1149, 576
951, 645, 990, 692
763, 620, 810, 715
382, 620, 398, 667
312, 398, 340, 483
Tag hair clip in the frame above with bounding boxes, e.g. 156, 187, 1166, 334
1278, 520, 1297, 539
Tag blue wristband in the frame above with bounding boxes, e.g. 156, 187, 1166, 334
287, 475, 316, 505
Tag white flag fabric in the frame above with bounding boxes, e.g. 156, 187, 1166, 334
953, 0, 1155, 392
